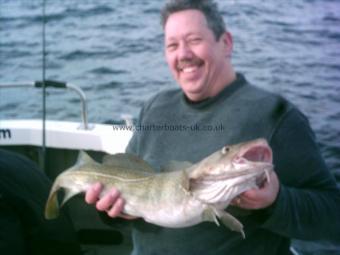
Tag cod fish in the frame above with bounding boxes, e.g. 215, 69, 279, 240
45, 138, 273, 238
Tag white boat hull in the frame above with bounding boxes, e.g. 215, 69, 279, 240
0, 119, 132, 154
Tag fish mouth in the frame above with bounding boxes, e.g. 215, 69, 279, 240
189, 139, 273, 184
240, 145, 272, 163
235, 140, 273, 184
236, 139, 273, 164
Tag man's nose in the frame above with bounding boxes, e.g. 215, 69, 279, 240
178, 42, 193, 60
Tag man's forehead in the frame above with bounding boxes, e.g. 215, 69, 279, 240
164, 10, 210, 39
165, 9, 208, 29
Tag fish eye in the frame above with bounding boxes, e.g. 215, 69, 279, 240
222, 146, 230, 154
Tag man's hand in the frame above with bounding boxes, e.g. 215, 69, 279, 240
85, 182, 137, 219
231, 171, 280, 209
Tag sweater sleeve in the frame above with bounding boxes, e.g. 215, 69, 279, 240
261, 108, 340, 240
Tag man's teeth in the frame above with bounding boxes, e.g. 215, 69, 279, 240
182, 66, 197, 73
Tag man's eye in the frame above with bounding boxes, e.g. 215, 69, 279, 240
166, 43, 177, 51
189, 38, 201, 44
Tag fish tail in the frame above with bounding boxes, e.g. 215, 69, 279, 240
45, 179, 82, 219
60, 187, 78, 207
44, 184, 60, 219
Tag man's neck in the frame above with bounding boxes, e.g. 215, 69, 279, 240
208, 66, 237, 99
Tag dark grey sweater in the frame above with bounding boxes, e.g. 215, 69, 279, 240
126, 73, 340, 255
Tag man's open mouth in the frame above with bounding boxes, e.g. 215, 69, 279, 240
177, 58, 204, 74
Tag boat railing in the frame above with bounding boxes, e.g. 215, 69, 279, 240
0, 80, 89, 130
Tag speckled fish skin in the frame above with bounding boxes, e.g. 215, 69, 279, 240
45, 138, 273, 238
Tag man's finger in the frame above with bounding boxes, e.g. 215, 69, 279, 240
96, 188, 120, 211
107, 197, 125, 218
85, 182, 102, 204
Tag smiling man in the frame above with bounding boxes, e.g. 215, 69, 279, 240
164, 9, 235, 101
85, 1, 340, 254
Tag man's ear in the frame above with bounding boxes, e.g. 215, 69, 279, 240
220, 31, 233, 58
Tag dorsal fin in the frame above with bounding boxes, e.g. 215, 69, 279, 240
161, 160, 193, 172
76, 151, 96, 166
102, 153, 154, 173
179, 169, 191, 191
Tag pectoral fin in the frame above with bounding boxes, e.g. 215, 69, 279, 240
217, 209, 245, 238
202, 207, 220, 226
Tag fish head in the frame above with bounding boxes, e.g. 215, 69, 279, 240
188, 138, 273, 182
